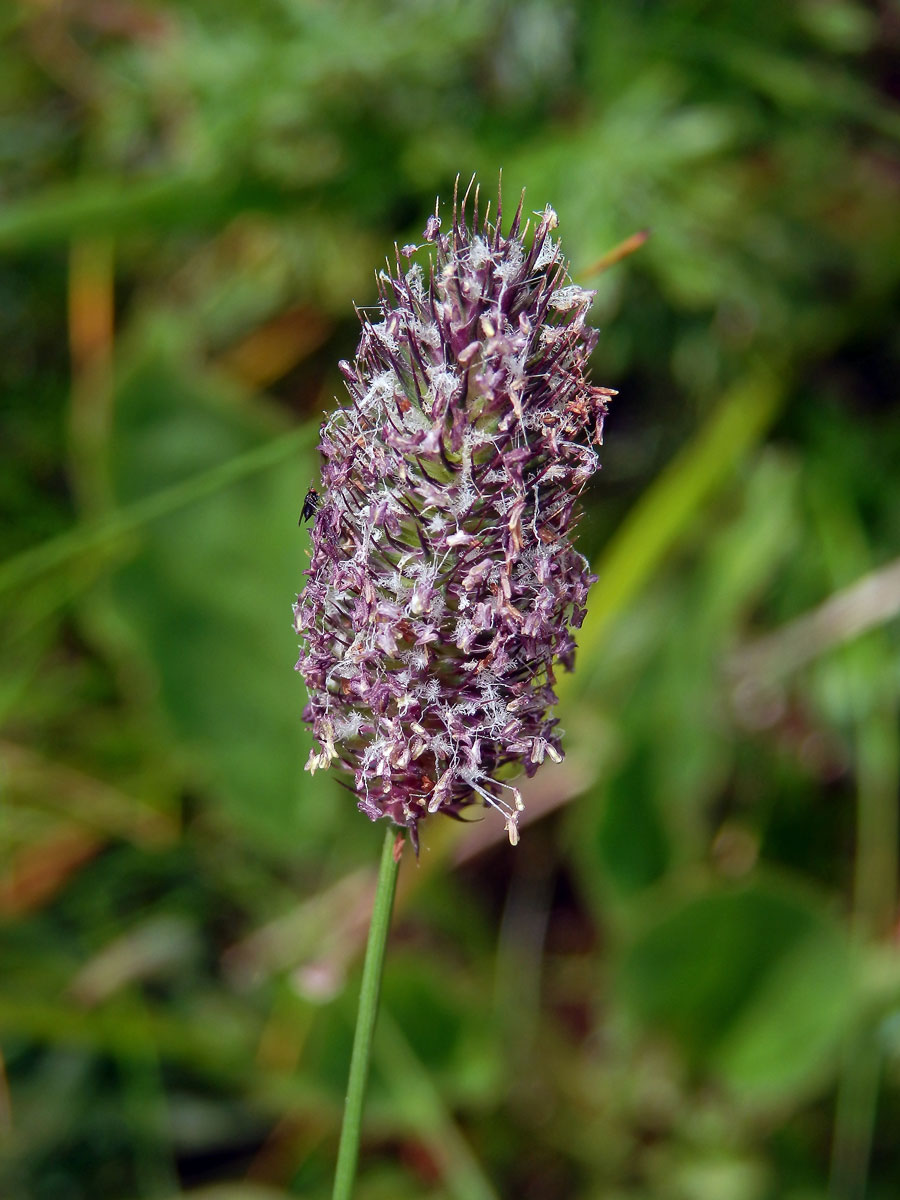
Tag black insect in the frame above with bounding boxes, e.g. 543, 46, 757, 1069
299, 486, 320, 525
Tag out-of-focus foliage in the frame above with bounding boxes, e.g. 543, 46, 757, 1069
1, 0, 899, 1196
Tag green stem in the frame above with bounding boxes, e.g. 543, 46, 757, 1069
332, 826, 402, 1200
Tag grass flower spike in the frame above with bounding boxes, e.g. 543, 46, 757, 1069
294, 180, 613, 848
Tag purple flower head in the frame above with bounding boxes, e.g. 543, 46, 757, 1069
293, 179, 614, 848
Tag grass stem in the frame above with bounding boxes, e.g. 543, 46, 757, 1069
332, 826, 402, 1200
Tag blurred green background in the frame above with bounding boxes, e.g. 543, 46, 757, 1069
2, 1, 900, 1197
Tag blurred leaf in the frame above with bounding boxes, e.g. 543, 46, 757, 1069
0, 993, 254, 1074
163, 1187, 294, 1199
0, 739, 175, 844
714, 927, 856, 1098
0, 425, 314, 601
619, 877, 855, 1100
0, 172, 297, 251
374, 1011, 499, 1200
103, 339, 327, 850
591, 753, 671, 899
572, 368, 784, 681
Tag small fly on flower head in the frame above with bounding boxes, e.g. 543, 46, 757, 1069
299, 487, 319, 526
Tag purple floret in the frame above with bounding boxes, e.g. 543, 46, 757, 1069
293, 179, 614, 846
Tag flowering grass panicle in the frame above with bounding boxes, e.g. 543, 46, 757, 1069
294, 180, 613, 848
